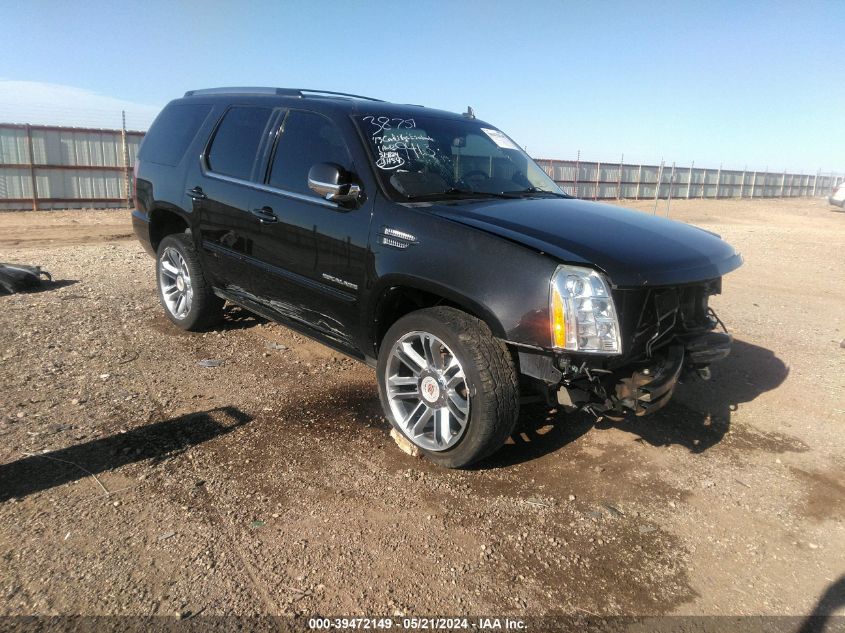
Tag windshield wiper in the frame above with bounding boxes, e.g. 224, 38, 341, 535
446, 188, 516, 199
402, 187, 568, 202
500, 187, 570, 198
403, 188, 513, 201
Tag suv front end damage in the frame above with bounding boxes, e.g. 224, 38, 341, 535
519, 278, 732, 418
611, 328, 731, 415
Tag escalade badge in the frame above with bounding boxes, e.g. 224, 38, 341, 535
321, 273, 358, 290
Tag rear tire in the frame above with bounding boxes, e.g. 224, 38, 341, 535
377, 306, 519, 468
155, 233, 223, 331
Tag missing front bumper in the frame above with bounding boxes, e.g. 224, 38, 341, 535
553, 331, 732, 417
615, 345, 685, 415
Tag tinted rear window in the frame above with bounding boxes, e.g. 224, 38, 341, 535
206, 106, 274, 181
139, 103, 212, 167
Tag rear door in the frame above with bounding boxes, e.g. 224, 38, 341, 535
189, 105, 278, 297
248, 109, 372, 353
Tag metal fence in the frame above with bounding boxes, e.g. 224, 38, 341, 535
0, 120, 842, 211
538, 158, 844, 201
0, 122, 142, 211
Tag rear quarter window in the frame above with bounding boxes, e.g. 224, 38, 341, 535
139, 103, 212, 167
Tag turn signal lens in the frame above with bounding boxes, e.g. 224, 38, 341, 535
551, 285, 567, 348
550, 265, 621, 354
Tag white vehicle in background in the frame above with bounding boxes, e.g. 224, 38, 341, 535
829, 181, 845, 207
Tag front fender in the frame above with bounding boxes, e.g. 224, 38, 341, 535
363, 202, 559, 354
369, 273, 509, 339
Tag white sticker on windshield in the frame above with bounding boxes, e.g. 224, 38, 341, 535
481, 128, 519, 150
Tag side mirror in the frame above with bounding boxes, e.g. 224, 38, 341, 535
308, 163, 361, 205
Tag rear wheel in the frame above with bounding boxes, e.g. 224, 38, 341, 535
156, 233, 223, 330
377, 307, 519, 468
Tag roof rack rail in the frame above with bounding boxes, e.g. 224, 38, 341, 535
183, 87, 300, 97
297, 88, 384, 102
183, 87, 383, 101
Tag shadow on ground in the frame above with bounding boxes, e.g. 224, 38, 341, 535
151, 304, 264, 336
0, 406, 252, 502
482, 338, 791, 468
798, 574, 845, 633
216, 304, 267, 331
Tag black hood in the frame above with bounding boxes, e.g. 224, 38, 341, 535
426, 197, 743, 287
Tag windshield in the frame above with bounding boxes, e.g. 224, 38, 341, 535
354, 114, 564, 201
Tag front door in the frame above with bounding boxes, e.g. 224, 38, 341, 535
249, 109, 371, 353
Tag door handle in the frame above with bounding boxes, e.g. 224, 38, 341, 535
250, 206, 278, 224
186, 186, 207, 200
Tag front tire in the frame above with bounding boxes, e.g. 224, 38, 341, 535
155, 233, 223, 331
377, 307, 519, 468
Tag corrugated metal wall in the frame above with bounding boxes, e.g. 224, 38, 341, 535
538, 159, 843, 201
0, 124, 142, 210
1, 122, 842, 210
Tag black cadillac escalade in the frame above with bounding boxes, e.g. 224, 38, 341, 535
132, 87, 742, 468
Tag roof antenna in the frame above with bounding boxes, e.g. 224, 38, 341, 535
463, 106, 475, 119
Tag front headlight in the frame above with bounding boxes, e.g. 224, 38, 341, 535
550, 264, 622, 354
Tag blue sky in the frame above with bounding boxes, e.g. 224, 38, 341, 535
1, 0, 843, 173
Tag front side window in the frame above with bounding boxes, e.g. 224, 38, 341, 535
268, 110, 352, 196
206, 106, 274, 181
354, 114, 563, 201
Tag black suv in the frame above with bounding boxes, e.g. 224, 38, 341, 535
133, 87, 742, 468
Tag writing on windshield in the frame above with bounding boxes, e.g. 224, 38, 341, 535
356, 114, 562, 201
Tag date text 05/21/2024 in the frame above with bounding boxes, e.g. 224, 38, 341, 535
307, 617, 527, 630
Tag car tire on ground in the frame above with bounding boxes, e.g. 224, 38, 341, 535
155, 233, 224, 331
377, 306, 519, 468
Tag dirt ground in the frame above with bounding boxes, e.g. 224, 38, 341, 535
0, 198, 843, 624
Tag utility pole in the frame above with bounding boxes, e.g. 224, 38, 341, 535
653, 159, 664, 214
616, 154, 623, 200
635, 164, 642, 200
121, 110, 131, 210
594, 160, 600, 200
686, 161, 694, 199
25, 124, 38, 212
666, 162, 676, 217
715, 163, 722, 199
573, 150, 580, 198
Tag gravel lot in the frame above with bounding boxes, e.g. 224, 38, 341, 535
0, 198, 843, 622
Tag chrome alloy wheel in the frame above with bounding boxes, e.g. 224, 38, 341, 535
159, 246, 193, 319
385, 331, 470, 451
